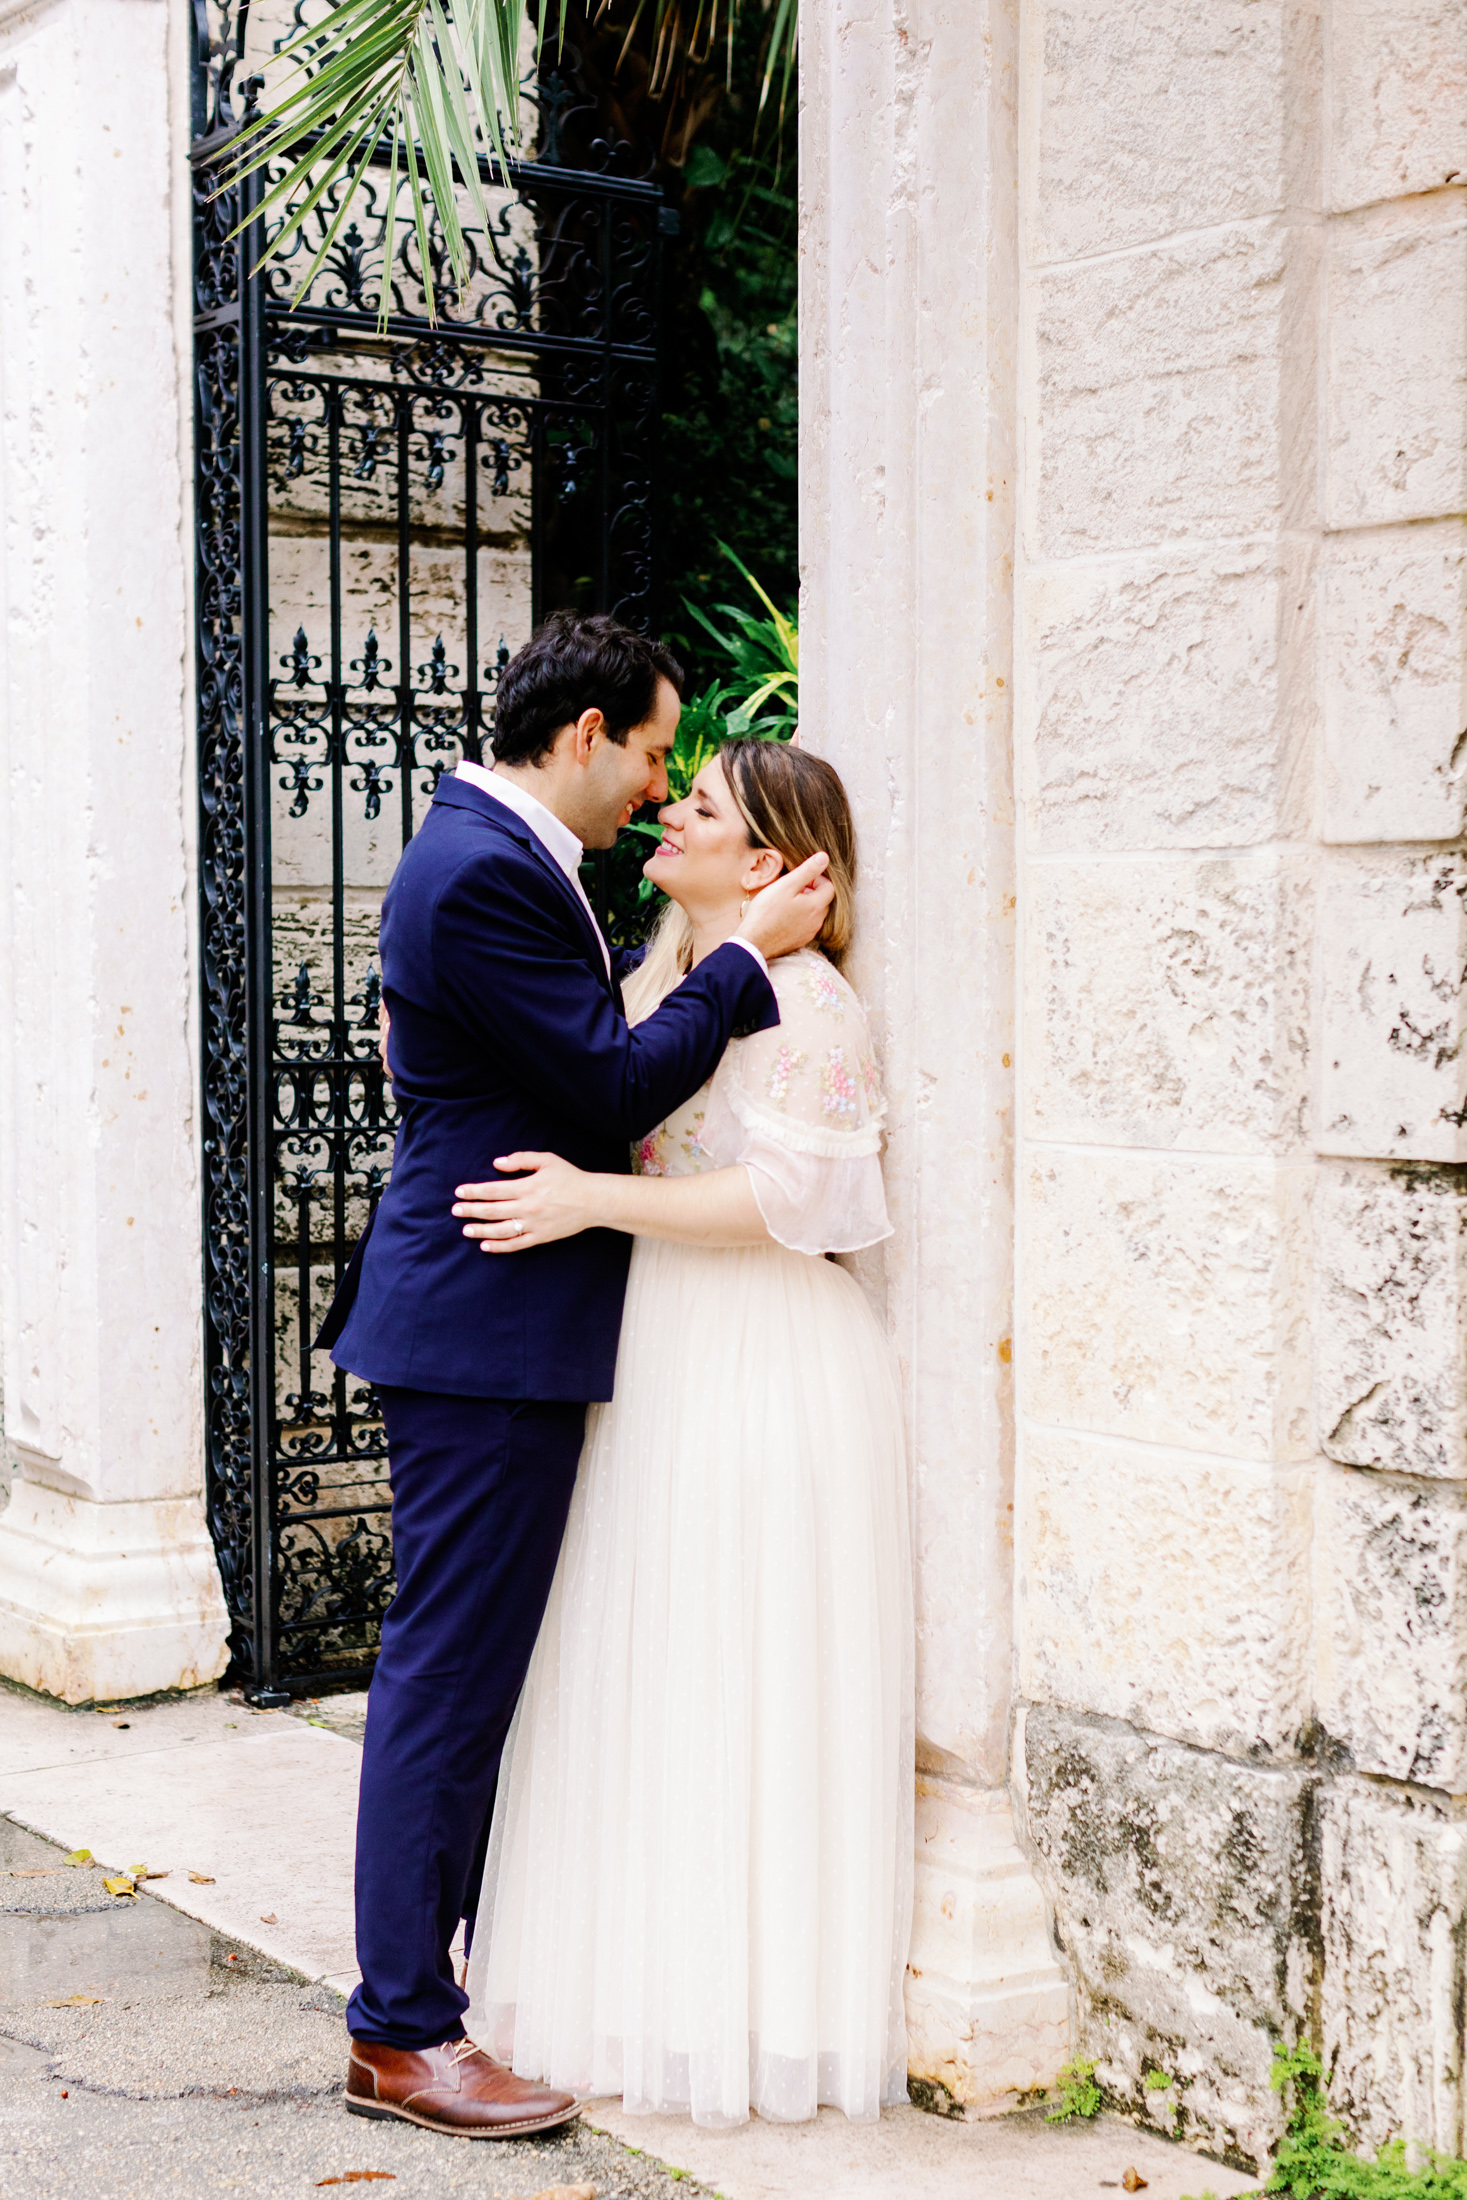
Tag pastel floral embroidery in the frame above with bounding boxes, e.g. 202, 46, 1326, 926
801, 965, 844, 1017
680, 1111, 713, 1167
765, 1045, 806, 1110
634, 1128, 670, 1176
821, 1047, 858, 1121
858, 1052, 881, 1106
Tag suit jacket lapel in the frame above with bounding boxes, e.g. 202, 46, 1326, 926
433, 778, 616, 998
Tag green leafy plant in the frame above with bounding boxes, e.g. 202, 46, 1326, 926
1146, 2068, 1176, 2091
225, 0, 797, 322
1265, 2042, 1467, 2198
1045, 2056, 1102, 2124
1180, 2044, 1467, 2200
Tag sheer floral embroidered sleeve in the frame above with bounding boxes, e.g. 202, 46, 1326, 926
703, 949, 892, 1255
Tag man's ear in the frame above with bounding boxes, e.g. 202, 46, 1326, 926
573, 707, 606, 760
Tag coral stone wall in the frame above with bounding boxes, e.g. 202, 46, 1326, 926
1013, 0, 1467, 2171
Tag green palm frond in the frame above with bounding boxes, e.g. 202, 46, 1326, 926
639, 0, 798, 134
223, 1, 799, 327
223, 0, 567, 325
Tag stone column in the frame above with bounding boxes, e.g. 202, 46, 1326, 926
0, 0, 230, 1702
801, 0, 1069, 2109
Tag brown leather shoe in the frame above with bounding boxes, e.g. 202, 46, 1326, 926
346, 2036, 579, 2138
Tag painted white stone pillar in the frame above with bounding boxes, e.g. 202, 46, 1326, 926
801, 0, 1068, 2107
0, 0, 230, 1702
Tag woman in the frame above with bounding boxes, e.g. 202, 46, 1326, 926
457, 737, 913, 2130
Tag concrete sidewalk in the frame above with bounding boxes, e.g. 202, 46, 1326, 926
0, 1678, 1258, 2200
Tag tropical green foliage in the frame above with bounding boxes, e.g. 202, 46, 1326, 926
226, 0, 796, 322
660, 124, 798, 679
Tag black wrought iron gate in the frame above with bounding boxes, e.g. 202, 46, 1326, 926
191, 2, 665, 1697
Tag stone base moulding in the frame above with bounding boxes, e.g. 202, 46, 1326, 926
0, 1480, 231, 1706
905, 1775, 1070, 2114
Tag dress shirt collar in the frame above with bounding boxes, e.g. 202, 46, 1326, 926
454, 758, 584, 884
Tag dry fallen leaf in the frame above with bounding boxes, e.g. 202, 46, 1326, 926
128, 1866, 169, 1882
530, 2187, 595, 2200
315, 2177, 397, 2187
1122, 2172, 1148, 2193
103, 1875, 137, 1899
42, 1994, 105, 2008
187, 1870, 215, 1885
63, 1849, 92, 1868
9, 1868, 65, 1879
260, 1911, 278, 1924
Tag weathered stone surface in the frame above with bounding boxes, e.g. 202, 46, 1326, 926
1319, 1775, 1467, 2156
1024, 854, 1311, 1152
1326, 196, 1467, 530
1021, 1149, 1311, 1460
1316, 852, 1467, 1164
1018, 1430, 1312, 1756
1032, 219, 1317, 559
1017, 1705, 1312, 2174
1020, 543, 1312, 853
1327, 0, 1467, 212
905, 1779, 1069, 2110
1320, 527, 1467, 846
1032, 0, 1314, 262
1315, 1160, 1467, 1477
1316, 1467, 1467, 1789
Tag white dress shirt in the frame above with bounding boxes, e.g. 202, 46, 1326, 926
453, 759, 769, 985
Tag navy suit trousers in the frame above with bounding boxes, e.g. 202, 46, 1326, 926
346, 1386, 585, 2048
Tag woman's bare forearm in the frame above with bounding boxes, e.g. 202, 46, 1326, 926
588, 1165, 770, 1247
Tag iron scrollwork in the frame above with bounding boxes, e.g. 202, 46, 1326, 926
193, 0, 664, 1695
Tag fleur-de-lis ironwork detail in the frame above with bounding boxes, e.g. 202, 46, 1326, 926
281, 627, 321, 688
504, 242, 535, 324
353, 757, 389, 822
361, 968, 382, 1026
416, 636, 459, 696
353, 422, 383, 480
487, 636, 511, 689
327, 221, 371, 311
488, 438, 512, 497
350, 630, 389, 691
422, 430, 449, 494
285, 417, 307, 478
284, 963, 316, 1023
281, 755, 323, 819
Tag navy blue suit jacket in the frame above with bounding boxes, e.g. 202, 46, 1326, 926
322, 773, 779, 1401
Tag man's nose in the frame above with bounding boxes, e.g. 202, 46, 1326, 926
647, 761, 669, 805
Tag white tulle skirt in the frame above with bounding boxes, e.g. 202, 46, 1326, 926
464, 1234, 915, 2128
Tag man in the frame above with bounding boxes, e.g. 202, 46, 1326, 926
319, 611, 832, 2138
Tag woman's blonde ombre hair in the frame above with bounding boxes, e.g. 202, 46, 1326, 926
623, 737, 858, 1025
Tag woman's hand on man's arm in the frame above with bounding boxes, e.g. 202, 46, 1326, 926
452, 1156, 771, 1251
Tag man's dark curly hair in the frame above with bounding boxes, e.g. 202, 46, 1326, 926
488, 611, 685, 769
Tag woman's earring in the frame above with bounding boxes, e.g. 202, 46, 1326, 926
740, 896, 752, 916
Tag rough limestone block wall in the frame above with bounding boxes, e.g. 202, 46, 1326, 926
1310, 0, 1467, 2152
1013, 0, 1467, 2168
